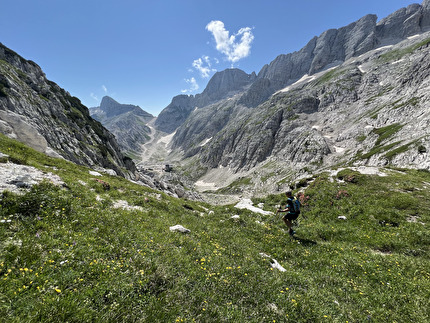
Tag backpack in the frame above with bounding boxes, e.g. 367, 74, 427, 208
291, 198, 301, 215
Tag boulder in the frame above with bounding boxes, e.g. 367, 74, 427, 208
169, 225, 191, 233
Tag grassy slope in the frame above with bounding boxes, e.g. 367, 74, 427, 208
0, 134, 429, 322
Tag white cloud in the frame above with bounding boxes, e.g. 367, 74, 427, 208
181, 77, 199, 93
90, 93, 99, 101
192, 56, 217, 78
206, 20, 254, 63
102, 85, 108, 93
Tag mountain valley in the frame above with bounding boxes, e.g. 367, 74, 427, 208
1, 1, 430, 321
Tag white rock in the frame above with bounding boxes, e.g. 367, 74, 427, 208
169, 225, 191, 233
89, 171, 102, 176
270, 259, 287, 272
338, 216, 347, 220
234, 198, 274, 215
112, 200, 143, 211
230, 215, 240, 220
104, 169, 117, 176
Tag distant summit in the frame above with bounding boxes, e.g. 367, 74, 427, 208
89, 96, 154, 158
90, 96, 153, 121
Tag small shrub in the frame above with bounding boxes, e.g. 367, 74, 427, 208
336, 169, 362, 183
418, 145, 427, 154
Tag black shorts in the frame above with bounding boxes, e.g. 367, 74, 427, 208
283, 213, 299, 221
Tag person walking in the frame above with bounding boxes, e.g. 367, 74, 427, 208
277, 191, 300, 236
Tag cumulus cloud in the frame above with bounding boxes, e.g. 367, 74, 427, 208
181, 77, 199, 93
192, 56, 217, 78
206, 20, 254, 63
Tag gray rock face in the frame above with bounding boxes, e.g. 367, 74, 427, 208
0, 44, 136, 179
89, 96, 154, 156
154, 94, 196, 134
199, 68, 256, 103
154, 69, 256, 133
239, 0, 430, 108
170, 31, 430, 181
160, 1, 430, 184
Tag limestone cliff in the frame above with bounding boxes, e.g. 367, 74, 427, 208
0, 44, 136, 178
163, 1, 430, 188
154, 69, 256, 133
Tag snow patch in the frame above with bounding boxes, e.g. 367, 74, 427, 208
407, 34, 420, 40
200, 137, 212, 147
195, 180, 217, 191
334, 146, 346, 153
279, 74, 316, 93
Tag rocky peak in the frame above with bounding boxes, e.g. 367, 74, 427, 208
238, 0, 430, 108
153, 94, 196, 133
155, 69, 256, 133
376, 3, 424, 41
95, 96, 153, 120
200, 68, 256, 102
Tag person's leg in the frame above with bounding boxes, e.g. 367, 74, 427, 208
282, 216, 294, 234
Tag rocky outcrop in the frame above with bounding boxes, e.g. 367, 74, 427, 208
89, 96, 154, 157
154, 69, 256, 133
153, 94, 196, 134
0, 44, 137, 179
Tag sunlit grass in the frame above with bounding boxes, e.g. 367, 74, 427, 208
1, 134, 429, 322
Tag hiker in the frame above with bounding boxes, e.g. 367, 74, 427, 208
277, 191, 300, 236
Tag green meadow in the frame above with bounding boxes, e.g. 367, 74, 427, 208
0, 134, 429, 322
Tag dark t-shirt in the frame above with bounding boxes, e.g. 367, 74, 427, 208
287, 197, 296, 215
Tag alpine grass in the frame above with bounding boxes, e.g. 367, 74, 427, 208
1, 134, 429, 322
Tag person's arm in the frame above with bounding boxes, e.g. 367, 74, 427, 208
277, 205, 290, 213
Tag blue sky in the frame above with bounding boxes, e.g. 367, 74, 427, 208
1, 0, 421, 115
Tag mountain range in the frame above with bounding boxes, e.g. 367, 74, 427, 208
148, 0, 430, 195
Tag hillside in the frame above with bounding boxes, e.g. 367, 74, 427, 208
1, 134, 429, 322
1, 1, 430, 321
0, 44, 136, 179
